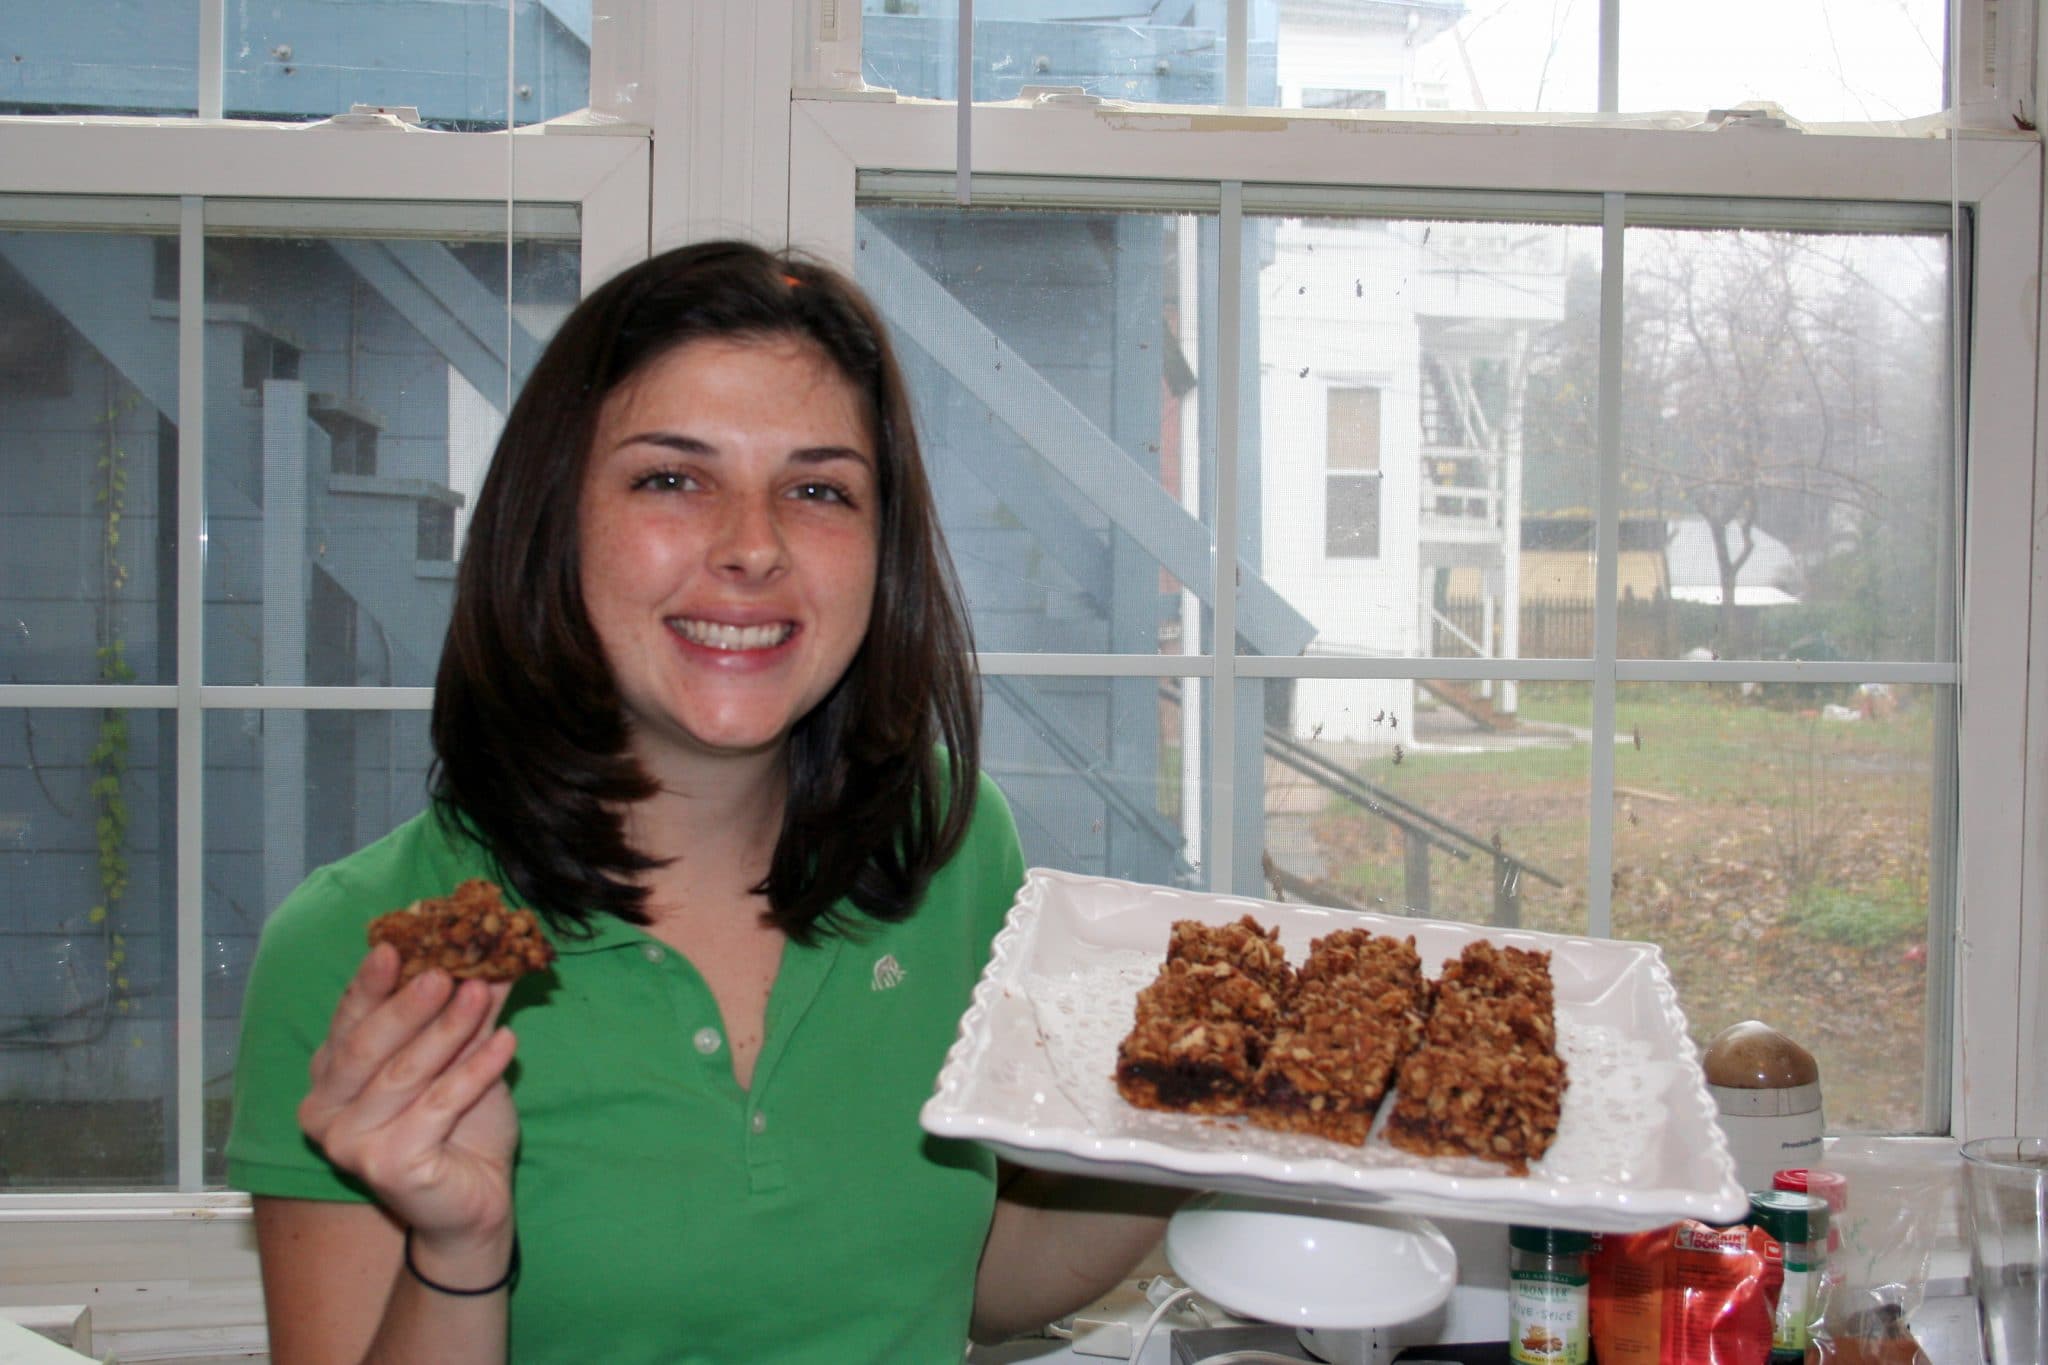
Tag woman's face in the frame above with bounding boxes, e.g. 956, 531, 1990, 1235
577, 335, 880, 772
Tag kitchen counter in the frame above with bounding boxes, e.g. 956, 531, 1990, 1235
974, 1289, 1991, 1364
1909, 1294, 1988, 1365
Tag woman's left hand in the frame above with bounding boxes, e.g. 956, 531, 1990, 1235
296, 943, 522, 1249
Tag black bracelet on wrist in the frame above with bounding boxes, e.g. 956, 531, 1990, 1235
403, 1228, 520, 1297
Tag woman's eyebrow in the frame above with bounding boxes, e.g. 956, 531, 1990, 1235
790, 444, 874, 468
611, 431, 873, 472
615, 431, 714, 455
613, 433, 868, 463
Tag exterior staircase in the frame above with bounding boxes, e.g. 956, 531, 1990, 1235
1420, 678, 1516, 732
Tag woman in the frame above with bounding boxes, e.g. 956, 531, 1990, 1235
226, 241, 1177, 1363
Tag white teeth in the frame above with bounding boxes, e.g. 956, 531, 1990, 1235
672, 619, 794, 652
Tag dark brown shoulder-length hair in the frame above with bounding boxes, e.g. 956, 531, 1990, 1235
430, 239, 980, 944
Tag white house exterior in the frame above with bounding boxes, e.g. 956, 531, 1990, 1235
1258, 215, 1568, 741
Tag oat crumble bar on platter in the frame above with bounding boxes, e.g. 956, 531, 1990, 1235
1112, 918, 1566, 1170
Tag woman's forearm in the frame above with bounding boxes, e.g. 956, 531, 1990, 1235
970, 1169, 1191, 1344
256, 1198, 511, 1365
356, 1223, 515, 1365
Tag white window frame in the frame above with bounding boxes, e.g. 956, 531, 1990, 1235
787, 95, 2044, 1152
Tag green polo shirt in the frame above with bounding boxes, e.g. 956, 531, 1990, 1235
226, 775, 1026, 1364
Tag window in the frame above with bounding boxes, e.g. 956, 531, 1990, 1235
0, 110, 644, 1217
798, 0, 2042, 1150
837, 176, 1974, 1134
1324, 386, 1382, 559
0, 201, 586, 1189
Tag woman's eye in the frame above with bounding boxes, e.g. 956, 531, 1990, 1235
632, 469, 696, 492
791, 481, 852, 505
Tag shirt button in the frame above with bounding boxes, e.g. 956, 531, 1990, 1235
750, 1111, 767, 1135
641, 943, 665, 964
692, 1026, 723, 1055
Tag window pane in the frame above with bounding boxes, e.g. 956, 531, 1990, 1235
865, 3, 1233, 104
203, 230, 579, 687
862, 1, 1601, 113
1253, 678, 1589, 934
1, 1, 593, 127
204, 707, 434, 1181
1325, 473, 1381, 559
0, 707, 177, 1189
987, 674, 1194, 887
225, 0, 592, 129
0, 3, 200, 116
1611, 682, 1946, 1132
1620, 228, 1952, 663
1620, 1, 1946, 123
1252, 215, 1600, 664
0, 227, 179, 685
1326, 386, 1381, 471
857, 204, 1211, 656
863, 4, 1947, 119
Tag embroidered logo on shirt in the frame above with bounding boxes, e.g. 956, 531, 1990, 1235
871, 954, 906, 991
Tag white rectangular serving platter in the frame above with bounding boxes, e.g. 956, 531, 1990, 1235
922, 868, 1747, 1233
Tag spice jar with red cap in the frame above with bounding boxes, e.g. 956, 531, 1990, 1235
1775, 1166, 1847, 1257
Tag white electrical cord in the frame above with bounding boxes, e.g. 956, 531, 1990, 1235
1139, 1274, 1215, 1326
1130, 1286, 1198, 1359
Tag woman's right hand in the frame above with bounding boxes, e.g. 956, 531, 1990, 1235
297, 943, 521, 1249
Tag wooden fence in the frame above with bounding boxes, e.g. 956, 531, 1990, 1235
1439, 593, 1674, 660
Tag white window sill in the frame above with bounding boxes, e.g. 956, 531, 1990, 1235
0, 1192, 251, 1222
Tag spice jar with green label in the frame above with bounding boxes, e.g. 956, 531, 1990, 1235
1750, 1189, 1830, 1362
1508, 1224, 1592, 1365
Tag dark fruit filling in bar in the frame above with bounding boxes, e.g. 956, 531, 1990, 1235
1114, 957, 1281, 1116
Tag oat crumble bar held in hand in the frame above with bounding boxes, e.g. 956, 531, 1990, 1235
366, 878, 556, 984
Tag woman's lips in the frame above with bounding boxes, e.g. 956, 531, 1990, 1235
667, 617, 797, 652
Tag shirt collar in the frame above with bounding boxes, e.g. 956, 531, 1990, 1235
543, 909, 658, 957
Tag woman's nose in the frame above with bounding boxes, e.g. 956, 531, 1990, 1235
711, 495, 788, 580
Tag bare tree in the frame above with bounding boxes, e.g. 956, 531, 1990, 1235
1521, 228, 1948, 659
1626, 230, 1942, 655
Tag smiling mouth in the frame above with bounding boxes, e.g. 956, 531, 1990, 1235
670, 618, 796, 652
